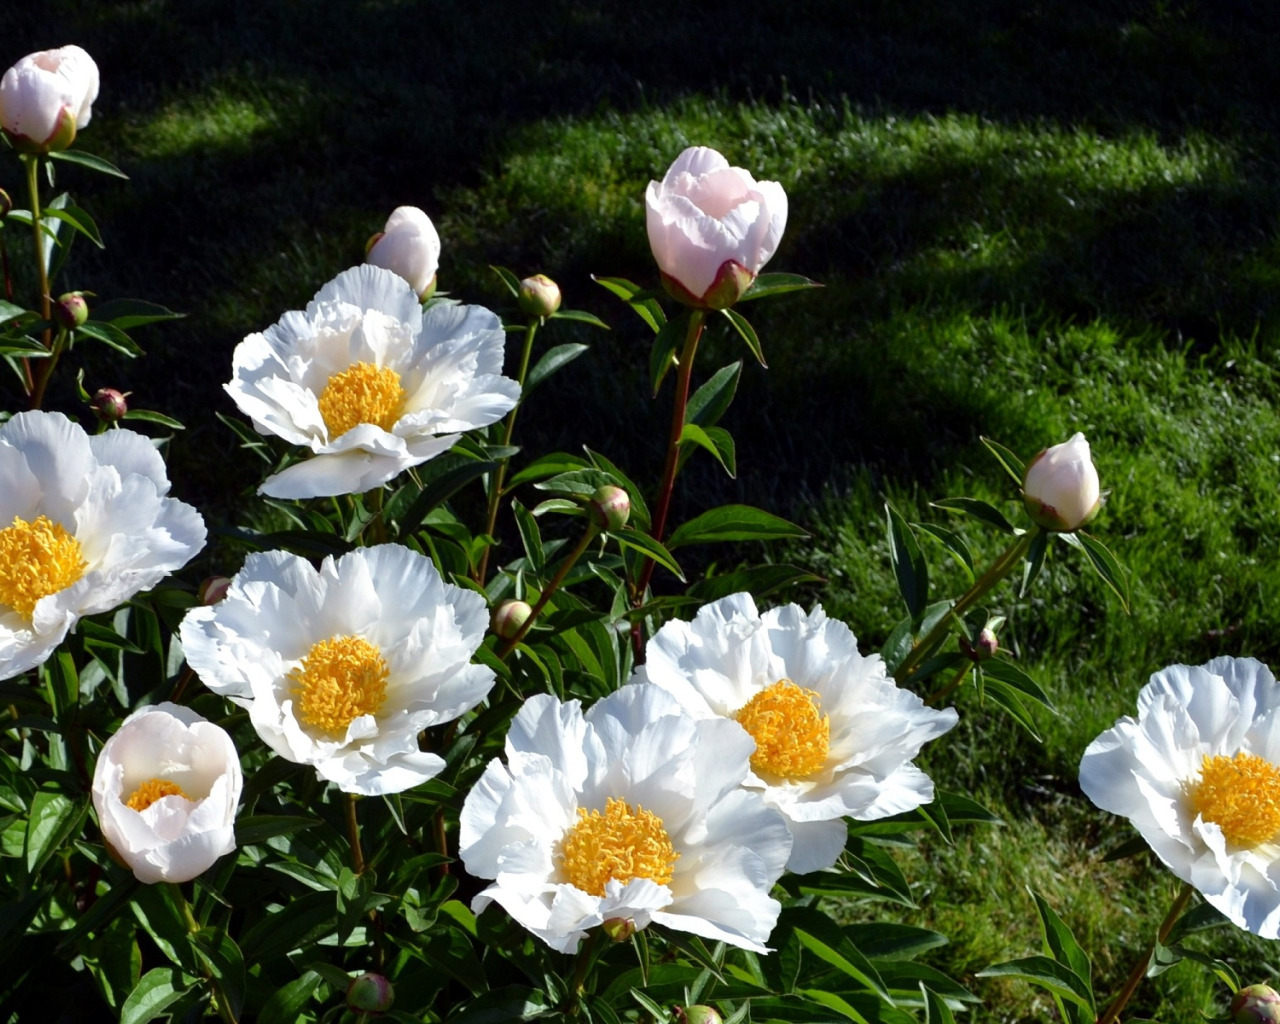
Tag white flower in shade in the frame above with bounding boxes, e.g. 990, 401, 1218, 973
226, 264, 520, 498
459, 685, 791, 954
0, 45, 99, 153
92, 703, 242, 884
1022, 432, 1102, 532
635, 593, 958, 874
365, 206, 441, 298
0, 411, 206, 681
645, 146, 788, 309
1080, 657, 1280, 938
179, 545, 495, 796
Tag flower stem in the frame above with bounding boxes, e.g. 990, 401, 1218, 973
171, 883, 239, 1024
1096, 882, 1195, 1024
926, 661, 972, 707
895, 528, 1037, 683
345, 793, 366, 875
23, 155, 54, 408
496, 522, 599, 659
475, 317, 540, 585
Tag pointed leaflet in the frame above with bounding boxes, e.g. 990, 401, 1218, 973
738, 272, 823, 302
886, 503, 928, 620
980, 435, 1026, 486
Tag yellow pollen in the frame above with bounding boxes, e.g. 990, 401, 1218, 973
125, 778, 191, 812
290, 634, 389, 738
0, 515, 86, 620
1190, 752, 1280, 847
735, 678, 831, 779
317, 361, 405, 438
560, 797, 679, 896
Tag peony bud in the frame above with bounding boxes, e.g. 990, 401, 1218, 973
1232, 985, 1280, 1024
1022, 432, 1102, 532
491, 599, 533, 641
601, 917, 636, 942
962, 627, 999, 663
346, 973, 395, 1015
198, 576, 232, 606
0, 46, 99, 153
365, 206, 441, 299
54, 292, 89, 330
646, 146, 787, 310
588, 485, 630, 531
90, 387, 128, 423
676, 1008, 723, 1024
517, 274, 562, 318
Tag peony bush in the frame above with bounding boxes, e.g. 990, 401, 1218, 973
0, 40, 1274, 1024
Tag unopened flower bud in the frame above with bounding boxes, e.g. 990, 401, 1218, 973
492, 599, 532, 641
90, 387, 128, 423
676, 1008, 723, 1024
346, 972, 395, 1015
1232, 985, 1280, 1024
518, 274, 562, 318
1022, 432, 1102, 533
54, 292, 89, 330
198, 576, 232, 606
588, 485, 630, 531
365, 206, 440, 300
601, 917, 635, 942
973, 627, 998, 661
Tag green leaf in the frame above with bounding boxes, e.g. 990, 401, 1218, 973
257, 969, 323, 1024
190, 928, 245, 1018
122, 409, 186, 430
395, 459, 496, 535
49, 149, 129, 179
239, 891, 337, 962
512, 500, 545, 574
886, 503, 928, 620
691, 563, 822, 604
649, 315, 686, 394
981, 657, 1055, 710
980, 436, 1026, 486
550, 308, 609, 328
120, 968, 193, 1024
592, 275, 666, 333
76, 320, 145, 357
1020, 528, 1050, 595
922, 984, 957, 1024
91, 299, 185, 330
721, 307, 767, 366
505, 452, 589, 490
738, 272, 823, 301
916, 523, 975, 583
931, 497, 1018, 534
533, 467, 622, 498
686, 360, 742, 429
1030, 892, 1095, 1022
667, 504, 807, 549
979, 676, 1044, 741
1075, 530, 1131, 612
25, 791, 88, 875
234, 814, 322, 846
678, 422, 737, 477
791, 926, 890, 1001
43, 204, 103, 247
524, 342, 589, 396
977, 955, 1094, 1009
610, 528, 685, 582
489, 265, 521, 298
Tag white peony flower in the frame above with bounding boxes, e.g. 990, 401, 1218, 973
635, 593, 958, 873
91, 702, 242, 884
1022, 432, 1101, 532
179, 544, 495, 796
459, 685, 791, 954
365, 206, 442, 299
645, 146, 788, 309
226, 264, 520, 498
0, 411, 206, 681
0, 44, 99, 153
1080, 656, 1280, 937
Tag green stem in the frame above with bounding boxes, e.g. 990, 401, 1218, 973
345, 793, 366, 875
365, 487, 386, 545
23, 155, 54, 408
496, 522, 599, 660
1096, 882, 1194, 1024
171, 883, 239, 1024
926, 661, 972, 707
475, 317, 540, 584
895, 528, 1037, 683
565, 930, 605, 1014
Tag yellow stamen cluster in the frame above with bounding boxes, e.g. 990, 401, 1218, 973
0, 515, 86, 620
735, 678, 831, 779
126, 778, 191, 812
560, 797, 679, 896
290, 634, 389, 738
1190, 751, 1280, 848
317, 361, 405, 438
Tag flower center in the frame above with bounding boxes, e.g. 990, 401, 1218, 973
290, 634, 389, 738
317, 361, 405, 438
560, 797, 679, 896
0, 515, 87, 620
735, 678, 830, 779
125, 778, 191, 812
1190, 752, 1280, 847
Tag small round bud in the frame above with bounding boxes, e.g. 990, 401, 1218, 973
518, 274, 562, 318
588, 485, 630, 531
601, 917, 635, 942
492, 599, 533, 641
54, 292, 89, 330
676, 1008, 723, 1024
1232, 985, 1280, 1024
198, 576, 232, 606
0, 188, 12, 217
962, 627, 998, 662
90, 387, 129, 423
346, 972, 395, 1015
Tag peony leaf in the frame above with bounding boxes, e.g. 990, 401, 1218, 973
721, 307, 767, 367
119, 968, 194, 1024
678, 422, 737, 478
1074, 531, 1131, 612
738, 272, 823, 301
931, 497, 1018, 534
549, 308, 609, 328
524, 342, 589, 396
489, 265, 522, 298
886, 503, 929, 620
981, 435, 1026, 486
48, 149, 129, 179
592, 274, 666, 333
90, 298, 185, 329
1030, 892, 1094, 1022
976, 955, 1094, 1009
685, 360, 742, 429
24, 791, 87, 876
667, 504, 807, 549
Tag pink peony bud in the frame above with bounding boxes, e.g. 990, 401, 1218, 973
676, 1008, 723, 1024
346, 973, 395, 1015
89, 387, 128, 423
0, 45, 99, 153
518, 274, 562, 318
1232, 985, 1280, 1024
646, 146, 787, 310
601, 917, 636, 942
365, 206, 440, 299
54, 292, 89, 330
1022, 432, 1102, 532
588, 485, 630, 531
198, 576, 232, 606
491, 599, 533, 641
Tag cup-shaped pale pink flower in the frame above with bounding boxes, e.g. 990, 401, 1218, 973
0, 45, 99, 153
645, 146, 788, 309
92, 703, 242, 884
1022, 432, 1102, 532
365, 206, 441, 299
0, 411, 207, 681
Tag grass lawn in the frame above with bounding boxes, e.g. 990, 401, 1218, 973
7, 1, 1280, 1019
